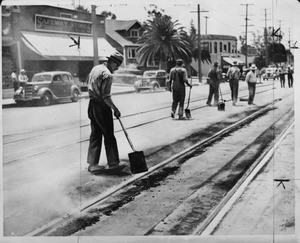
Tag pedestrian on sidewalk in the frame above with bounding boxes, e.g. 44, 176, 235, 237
287, 66, 294, 88
169, 59, 192, 120
86, 52, 127, 174
245, 64, 258, 106
279, 66, 285, 88
227, 61, 241, 106
18, 69, 28, 87
206, 61, 221, 107
11, 69, 19, 91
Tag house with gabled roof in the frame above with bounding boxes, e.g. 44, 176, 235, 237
105, 19, 143, 67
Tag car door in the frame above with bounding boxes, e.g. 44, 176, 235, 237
62, 73, 72, 97
51, 74, 64, 97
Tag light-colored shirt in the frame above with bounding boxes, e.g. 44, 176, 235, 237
170, 66, 189, 91
245, 70, 257, 83
18, 74, 28, 82
11, 72, 17, 82
88, 63, 112, 100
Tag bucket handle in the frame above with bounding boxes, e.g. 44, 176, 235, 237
186, 76, 193, 109
118, 117, 135, 152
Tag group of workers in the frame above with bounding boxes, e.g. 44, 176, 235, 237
10, 68, 29, 91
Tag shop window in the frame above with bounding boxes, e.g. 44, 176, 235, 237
224, 44, 227, 52
228, 42, 231, 53
214, 42, 218, 53
219, 42, 222, 52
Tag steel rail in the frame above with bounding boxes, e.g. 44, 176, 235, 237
192, 119, 295, 235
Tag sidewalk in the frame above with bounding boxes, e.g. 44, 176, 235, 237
1, 83, 136, 107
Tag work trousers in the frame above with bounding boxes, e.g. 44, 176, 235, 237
229, 79, 239, 105
87, 99, 120, 166
172, 88, 186, 116
13, 81, 19, 91
280, 74, 285, 88
288, 75, 293, 88
247, 82, 256, 105
206, 84, 219, 106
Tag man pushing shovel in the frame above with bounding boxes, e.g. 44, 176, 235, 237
86, 52, 127, 174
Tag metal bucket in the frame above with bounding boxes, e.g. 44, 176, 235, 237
128, 151, 148, 174
218, 102, 225, 111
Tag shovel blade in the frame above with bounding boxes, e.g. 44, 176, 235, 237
128, 151, 148, 174
185, 108, 191, 119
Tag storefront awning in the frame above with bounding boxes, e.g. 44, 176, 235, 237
21, 31, 117, 61
222, 57, 245, 66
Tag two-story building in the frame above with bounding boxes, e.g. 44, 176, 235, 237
191, 34, 247, 77
2, 5, 117, 84
105, 19, 143, 67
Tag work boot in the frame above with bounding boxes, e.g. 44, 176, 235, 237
108, 161, 127, 170
171, 111, 175, 118
88, 164, 105, 173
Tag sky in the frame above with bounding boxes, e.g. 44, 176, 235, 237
2, 0, 300, 50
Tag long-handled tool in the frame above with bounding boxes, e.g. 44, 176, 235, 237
217, 85, 225, 111
118, 117, 148, 174
185, 77, 193, 119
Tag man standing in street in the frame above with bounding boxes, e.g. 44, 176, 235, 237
287, 66, 294, 88
227, 61, 241, 106
18, 69, 28, 87
245, 64, 258, 106
11, 69, 19, 91
206, 61, 221, 106
87, 52, 126, 174
169, 59, 192, 119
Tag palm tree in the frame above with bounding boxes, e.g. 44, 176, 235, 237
137, 15, 191, 70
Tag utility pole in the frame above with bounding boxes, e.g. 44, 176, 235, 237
191, 4, 208, 83
263, 8, 270, 66
204, 16, 209, 35
91, 5, 99, 66
241, 4, 253, 68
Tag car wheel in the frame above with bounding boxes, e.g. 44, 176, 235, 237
71, 89, 79, 102
40, 92, 52, 106
152, 84, 159, 92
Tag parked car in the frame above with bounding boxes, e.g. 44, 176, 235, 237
133, 70, 168, 92
13, 71, 81, 106
262, 67, 278, 80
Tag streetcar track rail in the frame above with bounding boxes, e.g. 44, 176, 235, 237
4, 86, 282, 166
194, 119, 295, 235
24, 95, 287, 236
3, 84, 274, 145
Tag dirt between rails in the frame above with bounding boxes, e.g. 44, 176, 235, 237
43, 103, 288, 236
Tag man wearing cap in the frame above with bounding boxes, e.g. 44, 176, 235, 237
18, 69, 28, 87
206, 61, 221, 106
169, 59, 192, 119
226, 60, 241, 106
245, 64, 258, 105
86, 52, 126, 174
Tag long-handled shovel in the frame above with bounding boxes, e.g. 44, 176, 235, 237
118, 117, 148, 174
185, 77, 192, 119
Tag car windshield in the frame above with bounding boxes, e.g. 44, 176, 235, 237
144, 72, 157, 77
32, 74, 52, 82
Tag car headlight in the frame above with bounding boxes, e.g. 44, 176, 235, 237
34, 86, 39, 91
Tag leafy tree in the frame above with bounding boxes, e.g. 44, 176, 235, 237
267, 42, 287, 64
137, 14, 192, 70
76, 5, 89, 12
100, 11, 117, 20
253, 55, 266, 70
